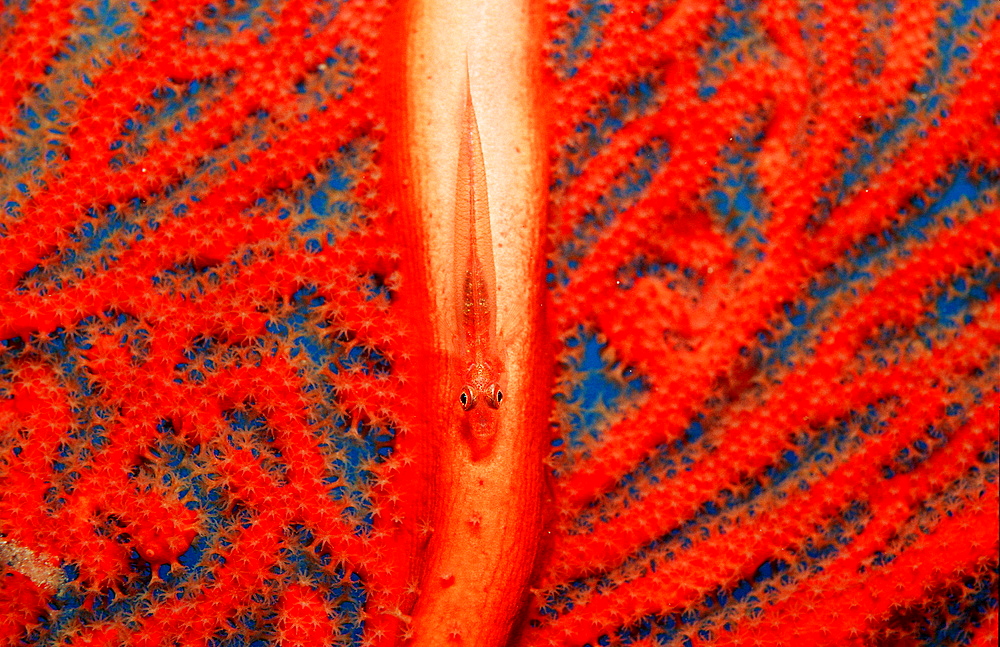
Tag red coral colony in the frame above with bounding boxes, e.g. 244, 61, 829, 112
1, 0, 997, 646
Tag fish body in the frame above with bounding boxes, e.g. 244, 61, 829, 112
454, 84, 504, 458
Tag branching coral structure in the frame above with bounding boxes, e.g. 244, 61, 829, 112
534, 0, 998, 645
0, 0, 997, 646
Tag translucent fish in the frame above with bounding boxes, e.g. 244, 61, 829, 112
454, 81, 504, 459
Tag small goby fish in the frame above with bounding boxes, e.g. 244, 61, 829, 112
454, 82, 504, 459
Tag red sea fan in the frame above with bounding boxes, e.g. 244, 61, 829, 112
534, 0, 998, 645
0, 0, 997, 647
1, 1, 408, 645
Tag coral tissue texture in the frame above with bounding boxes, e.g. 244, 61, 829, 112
0, 1, 997, 647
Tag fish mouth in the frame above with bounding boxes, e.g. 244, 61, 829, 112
462, 411, 498, 460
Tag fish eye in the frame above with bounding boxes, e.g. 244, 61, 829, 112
485, 384, 503, 409
459, 387, 476, 411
